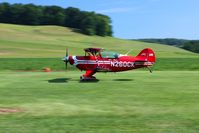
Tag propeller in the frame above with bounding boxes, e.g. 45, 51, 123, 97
62, 48, 69, 69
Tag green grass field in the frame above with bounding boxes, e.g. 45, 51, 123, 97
0, 71, 199, 133
0, 23, 199, 133
0, 23, 198, 58
1, 58, 199, 71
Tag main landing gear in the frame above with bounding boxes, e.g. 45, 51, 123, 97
80, 70, 98, 81
80, 75, 97, 81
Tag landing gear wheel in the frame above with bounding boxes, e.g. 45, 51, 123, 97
80, 76, 97, 81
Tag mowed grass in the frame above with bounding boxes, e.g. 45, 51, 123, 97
0, 71, 199, 133
0, 58, 199, 71
1, 58, 199, 71
0, 23, 199, 133
0, 23, 198, 58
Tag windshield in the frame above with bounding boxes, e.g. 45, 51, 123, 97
101, 51, 119, 58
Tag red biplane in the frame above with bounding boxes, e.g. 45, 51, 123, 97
63, 48, 156, 81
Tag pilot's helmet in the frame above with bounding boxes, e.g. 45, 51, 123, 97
114, 53, 118, 58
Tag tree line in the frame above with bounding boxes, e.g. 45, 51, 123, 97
0, 2, 113, 36
183, 41, 199, 53
137, 38, 199, 53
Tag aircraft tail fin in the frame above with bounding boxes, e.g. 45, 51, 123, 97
137, 48, 156, 63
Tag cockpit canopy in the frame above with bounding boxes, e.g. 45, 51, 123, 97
84, 48, 104, 56
101, 51, 119, 58
84, 48, 119, 58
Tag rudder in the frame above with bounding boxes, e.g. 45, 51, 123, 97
137, 48, 156, 63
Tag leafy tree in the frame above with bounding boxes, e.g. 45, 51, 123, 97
19, 4, 43, 25
80, 13, 97, 35
0, 2, 11, 23
137, 38, 199, 53
64, 7, 81, 28
0, 2, 113, 36
42, 6, 65, 26
183, 41, 199, 53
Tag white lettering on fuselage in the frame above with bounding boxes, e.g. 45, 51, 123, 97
111, 61, 134, 67
73, 58, 135, 68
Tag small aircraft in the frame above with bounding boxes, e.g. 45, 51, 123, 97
63, 48, 156, 81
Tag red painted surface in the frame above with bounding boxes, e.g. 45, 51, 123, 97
65, 48, 156, 79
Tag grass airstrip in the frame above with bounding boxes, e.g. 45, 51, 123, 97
0, 23, 199, 133
0, 71, 199, 133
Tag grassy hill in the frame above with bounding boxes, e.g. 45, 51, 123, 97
0, 23, 198, 58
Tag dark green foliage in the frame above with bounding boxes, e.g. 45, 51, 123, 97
80, 13, 97, 35
0, 3, 42, 25
183, 41, 199, 53
0, 2, 12, 23
96, 17, 109, 36
64, 7, 82, 28
20, 4, 43, 25
42, 6, 65, 26
137, 38, 199, 53
137, 38, 188, 46
0, 2, 112, 36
